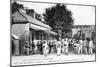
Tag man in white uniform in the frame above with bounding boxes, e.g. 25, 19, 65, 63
56, 40, 62, 56
63, 38, 69, 55
43, 41, 49, 57
61, 39, 65, 53
89, 39, 93, 55
74, 41, 80, 54
79, 39, 83, 54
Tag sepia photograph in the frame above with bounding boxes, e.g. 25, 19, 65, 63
11, 0, 96, 66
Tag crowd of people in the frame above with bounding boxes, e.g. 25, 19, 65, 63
24, 38, 95, 56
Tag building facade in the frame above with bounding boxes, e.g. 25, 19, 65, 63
11, 9, 57, 55
72, 25, 95, 39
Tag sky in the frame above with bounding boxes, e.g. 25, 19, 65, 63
17, 1, 95, 25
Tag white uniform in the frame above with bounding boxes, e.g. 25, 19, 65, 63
79, 40, 83, 54
56, 41, 61, 56
61, 39, 65, 53
74, 43, 80, 54
89, 40, 93, 54
43, 42, 49, 56
63, 40, 69, 55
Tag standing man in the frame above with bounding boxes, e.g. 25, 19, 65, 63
74, 41, 80, 54
89, 39, 93, 55
79, 39, 83, 54
40, 41, 44, 55
84, 39, 88, 55
31, 41, 35, 54
63, 38, 69, 55
43, 41, 49, 57
61, 39, 65, 53
82, 39, 86, 54
86, 38, 90, 54
56, 39, 62, 56
25, 41, 30, 55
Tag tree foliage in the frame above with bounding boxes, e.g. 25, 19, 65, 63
26, 9, 34, 18
43, 4, 74, 38
73, 33, 80, 40
12, 2, 24, 13
11, 2, 24, 25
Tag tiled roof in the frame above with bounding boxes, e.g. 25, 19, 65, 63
19, 9, 52, 29
12, 11, 28, 22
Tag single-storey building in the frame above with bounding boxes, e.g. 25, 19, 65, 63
11, 9, 57, 55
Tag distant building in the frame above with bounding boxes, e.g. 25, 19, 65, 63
72, 25, 95, 39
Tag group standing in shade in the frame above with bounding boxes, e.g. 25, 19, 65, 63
24, 38, 94, 56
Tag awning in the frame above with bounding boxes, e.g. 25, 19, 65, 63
30, 24, 50, 31
30, 24, 57, 35
44, 30, 57, 35
50, 31, 57, 35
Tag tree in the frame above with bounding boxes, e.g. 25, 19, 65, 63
11, 1, 24, 14
43, 4, 74, 39
11, 1, 24, 25
26, 9, 34, 18
73, 33, 80, 40
35, 13, 42, 21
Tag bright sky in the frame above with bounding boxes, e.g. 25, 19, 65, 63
17, 1, 95, 25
